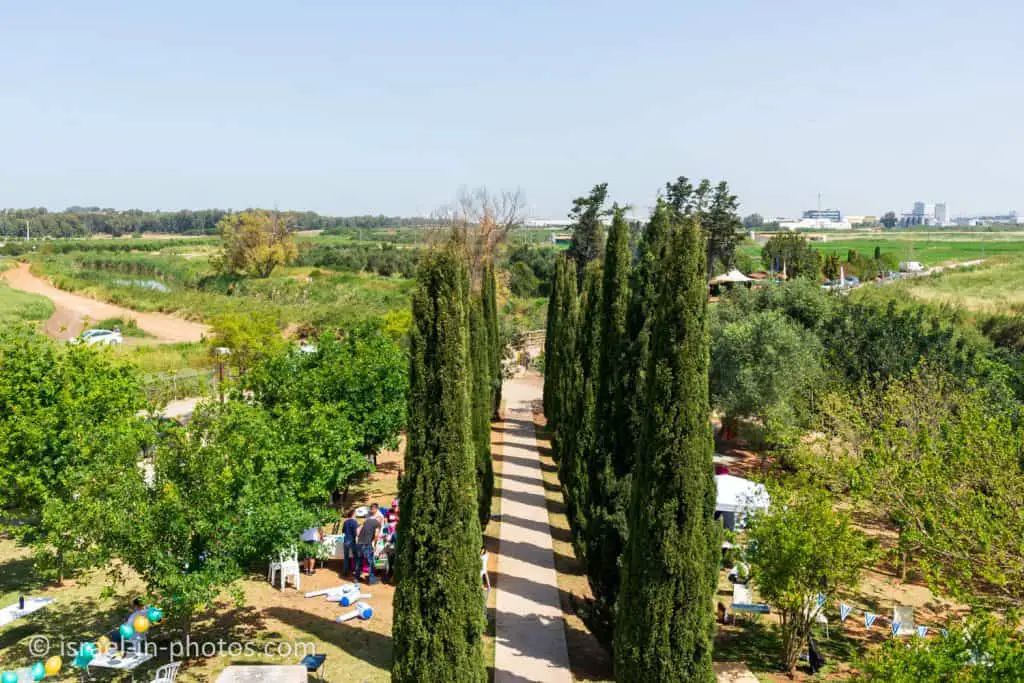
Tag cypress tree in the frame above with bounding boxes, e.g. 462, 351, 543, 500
542, 260, 560, 423
469, 294, 494, 527
623, 200, 671, 468
482, 262, 502, 418
547, 257, 579, 455
393, 246, 485, 683
582, 204, 633, 647
614, 212, 718, 682
560, 261, 602, 560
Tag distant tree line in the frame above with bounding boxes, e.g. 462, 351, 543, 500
0, 207, 430, 238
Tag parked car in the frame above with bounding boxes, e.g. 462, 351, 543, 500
72, 329, 123, 346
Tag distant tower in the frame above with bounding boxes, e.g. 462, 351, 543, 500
934, 203, 948, 226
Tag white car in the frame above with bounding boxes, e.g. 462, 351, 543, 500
73, 329, 124, 346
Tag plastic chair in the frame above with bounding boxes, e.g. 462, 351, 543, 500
480, 551, 490, 589
150, 662, 181, 682
300, 654, 327, 682
268, 548, 301, 590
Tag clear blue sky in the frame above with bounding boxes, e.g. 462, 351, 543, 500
1, 1, 1020, 219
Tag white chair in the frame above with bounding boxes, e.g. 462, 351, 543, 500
150, 662, 181, 682
268, 548, 301, 590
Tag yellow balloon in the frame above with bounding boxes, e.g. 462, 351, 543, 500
97, 636, 112, 654
133, 615, 150, 633
44, 656, 62, 676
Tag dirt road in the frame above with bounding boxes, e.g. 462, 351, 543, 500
1, 263, 209, 343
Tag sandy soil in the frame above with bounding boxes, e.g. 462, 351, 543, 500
0, 262, 209, 343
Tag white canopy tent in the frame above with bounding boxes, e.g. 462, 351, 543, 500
714, 474, 770, 531
709, 269, 754, 285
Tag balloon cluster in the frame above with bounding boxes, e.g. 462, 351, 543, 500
2, 606, 164, 682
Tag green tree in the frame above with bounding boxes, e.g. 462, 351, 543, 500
508, 260, 540, 297
743, 213, 764, 229
213, 210, 298, 278
623, 200, 671, 474
482, 261, 502, 418
880, 211, 898, 229
582, 205, 633, 647
804, 367, 1024, 604
65, 401, 323, 634
560, 262, 602, 560
567, 183, 610, 284
393, 246, 485, 683
242, 325, 407, 468
664, 177, 743, 277
545, 256, 580, 441
873, 245, 881, 261
614, 211, 718, 682
208, 311, 285, 377
0, 328, 147, 581
746, 484, 876, 676
703, 181, 744, 276
761, 233, 822, 280
857, 615, 1024, 682
710, 309, 825, 454
469, 296, 494, 526
823, 252, 842, 280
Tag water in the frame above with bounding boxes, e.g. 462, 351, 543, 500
113, 278, 170, 293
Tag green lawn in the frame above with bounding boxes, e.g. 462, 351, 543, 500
0, 273, 54, 327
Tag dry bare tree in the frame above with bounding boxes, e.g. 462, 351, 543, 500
432, 186, 525, 287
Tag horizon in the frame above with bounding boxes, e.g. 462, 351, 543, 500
1, 2, 1021, 219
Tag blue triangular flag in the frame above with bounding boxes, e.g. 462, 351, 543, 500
892, 621, 902, 636
816, 593, 826, 609
917, 626, 928, 638
941, 628, 949, 638
840, 603, 852, 622
865, 612, 877, 629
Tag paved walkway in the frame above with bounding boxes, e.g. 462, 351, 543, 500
494, 376, 572, 683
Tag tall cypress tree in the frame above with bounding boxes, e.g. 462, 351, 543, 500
547, 257, 579, 456
560, 261, 602, 560
582, 204, 633, 647
469, 295, 494, 527
623, 200, 671, 467
482, 262, 502, 418
393, 246, 485, 683
614, 211, 718, 682
543, 260, 560, 423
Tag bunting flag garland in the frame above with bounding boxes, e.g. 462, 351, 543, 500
840, 603, 853, 622
815, 593, 826, 610
941, 629, 949, 638
917, 626, 929, 638
865, 612, 877, 630
891, 621, 902, 637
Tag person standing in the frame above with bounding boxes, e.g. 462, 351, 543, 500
341, 509, 360, 578
356, 509, 381, 585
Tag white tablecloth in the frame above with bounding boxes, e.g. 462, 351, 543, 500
0, 597, 54, 628
88, 651, 155, 671
216, 665, 308, 682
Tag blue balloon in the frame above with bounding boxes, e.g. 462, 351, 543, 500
31, 662, 45, 681
2, 671, 18, 683
147, 607, 163, 623
119, 622, 135, 640
360, 606, 373, 619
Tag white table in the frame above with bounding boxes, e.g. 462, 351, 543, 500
0, 597, 54, 628
88, 651, 156, 682
216, 665, 308, 682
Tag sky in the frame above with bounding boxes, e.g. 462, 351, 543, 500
0, 1, 1021, 219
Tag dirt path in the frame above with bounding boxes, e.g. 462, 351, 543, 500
494, 376, 573, 683
1, 262, 209, 343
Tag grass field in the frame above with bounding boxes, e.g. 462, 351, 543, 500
879, 257, 1024, 313
0, 260, 54, 327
